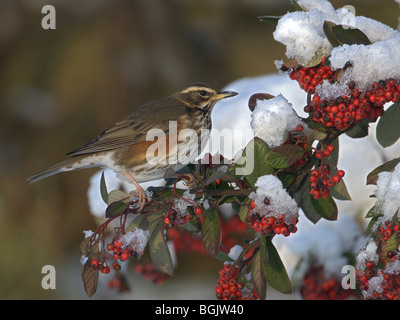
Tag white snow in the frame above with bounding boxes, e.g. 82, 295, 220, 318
273, 0, 400, 92
173, 190, 196, 217
355, 239, 379, 270
250, 94, 306, 148
273, 9, 333, 66
329, 36, 400, 91
82, 230, 94, 238
228, 244, 243, 261
249, 175, 299, 224
119, 227, 150, 255
374, 163, 400, 222
315, 79, 350, 101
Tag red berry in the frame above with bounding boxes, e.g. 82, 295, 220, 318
101, 266, 110, 274
337, 170, 345, 177
112, 263, 121, 271
281, 227, 289, 236
91, 258, 99, 269
120, 252, 130, 261
114, 240, 123, 248
384, 228, 393, 237
274, 227, 282, 234
195, 208, 203, 216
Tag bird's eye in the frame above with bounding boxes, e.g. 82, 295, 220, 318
199, 90, 207, 97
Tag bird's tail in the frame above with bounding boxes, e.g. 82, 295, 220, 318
27, 156, 90, 183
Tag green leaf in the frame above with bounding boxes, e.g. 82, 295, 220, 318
238, 199, 251, 223
107, 190, 131, 205
345, 118, 373, 138
264, 239, 292, 294
330, 179, 352, 201
201, 208, 221, 256
259, 235, 269, 279
294, 183, 321, 224
149, 221, 174, 275
236, 137, 274, 188
251, 249, 267, 300
306, 128, 328, 146
365, 215, 381, 236
291, 0, 307, 11
100, 171, 108, 204
323, 21, 341, 47
332, 24, 371, 45
310, 195, 338, 220
277, 171, 296, 189
125, 214, 146, 232
81, 261, 99, 298
182, 219, 201, 233
80, 237, 91, 255
365, 205, 381, 218
376, 103, 400, 147
323, 20, 371, 47
105, 201, 126, 218
266, 144, 305, 169
146, 211, 166, 236
367, 157, 400, 185
215, 251, 234, 262
257, 15, 281, 26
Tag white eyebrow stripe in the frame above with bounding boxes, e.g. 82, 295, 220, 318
181, 86, 216, 94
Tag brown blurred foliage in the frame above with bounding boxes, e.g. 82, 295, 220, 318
0, 0, 397, 299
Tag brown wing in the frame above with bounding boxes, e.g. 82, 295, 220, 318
67, 95, 186, 157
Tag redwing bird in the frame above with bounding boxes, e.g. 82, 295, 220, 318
28, 83, 238, 210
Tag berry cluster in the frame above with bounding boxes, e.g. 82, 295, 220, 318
106, 239, 136, 267
303, 78, 400, 131
308, 144, 345, 200
215, 263, 258, 300
289, 61, 334, 94
300, 265, 360, 300
305, 92, 385, 131
134, 263, 171, 285
357, 254, 400, 300
89, 241, 136, 274
90, 258, 112, 274
377, 219, 400, 244
290, 56, 400, 131
163, 208, 197, 226
357, 219, 400, 299
248, 200, 298, 237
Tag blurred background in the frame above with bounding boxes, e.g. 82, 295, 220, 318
0, 0, 399, 299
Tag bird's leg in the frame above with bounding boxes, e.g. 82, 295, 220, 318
179, 173, 196, 188
122, 171, 146, 212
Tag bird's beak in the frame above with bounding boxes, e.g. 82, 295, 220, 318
213, 90, 238, 101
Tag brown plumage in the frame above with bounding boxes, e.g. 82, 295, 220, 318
28, 84, 238, 187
